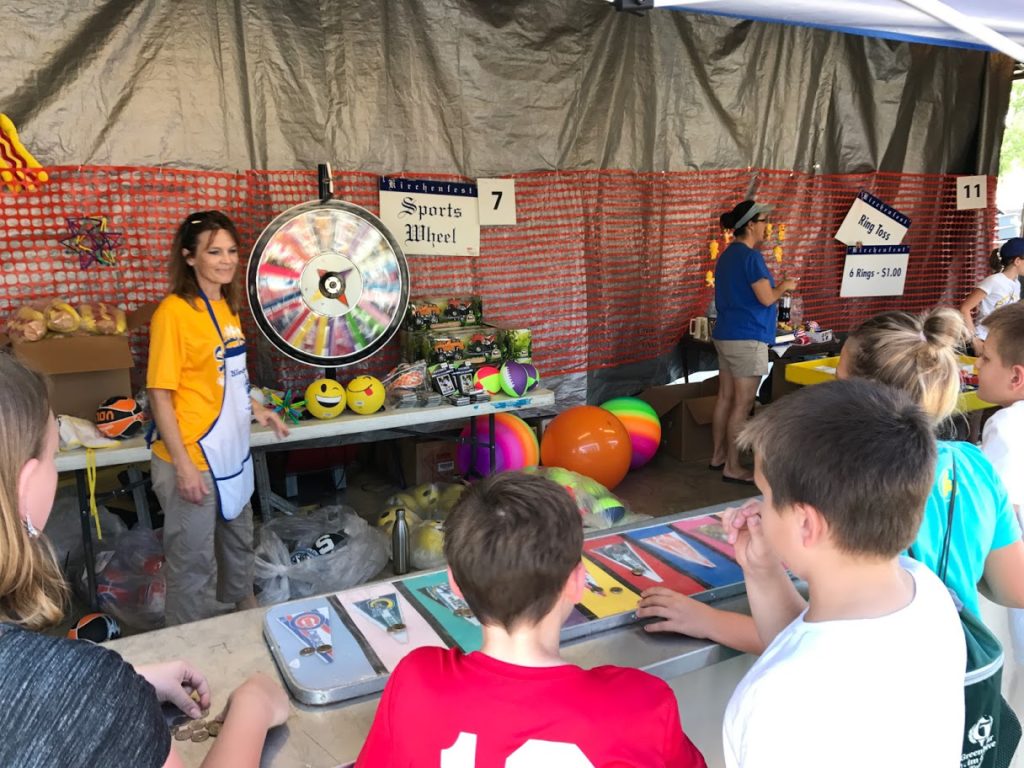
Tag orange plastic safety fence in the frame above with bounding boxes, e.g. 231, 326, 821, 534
0, 166, 995, 392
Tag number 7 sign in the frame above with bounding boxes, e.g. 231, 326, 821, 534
477, 178, 518, 225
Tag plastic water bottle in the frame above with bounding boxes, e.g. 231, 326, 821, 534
392, 509, 410, 575
707, 298, 717, 331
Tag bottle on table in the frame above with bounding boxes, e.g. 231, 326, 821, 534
392, 509, 410, 576
779, 295, 792, 324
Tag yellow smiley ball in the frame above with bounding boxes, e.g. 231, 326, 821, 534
304, 378, 347, 419
346, 375, 386, 415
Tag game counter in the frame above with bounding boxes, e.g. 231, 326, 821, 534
109, 498, 761, 767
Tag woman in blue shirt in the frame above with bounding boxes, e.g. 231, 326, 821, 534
711, 200, 796, 483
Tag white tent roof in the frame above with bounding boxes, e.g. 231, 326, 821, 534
634, 1, 1024, 61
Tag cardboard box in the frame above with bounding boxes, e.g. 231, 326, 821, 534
639, 377, 719, 463
7, 304, 155, 420
399, 439, 459, 485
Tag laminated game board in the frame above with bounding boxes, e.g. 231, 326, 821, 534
264, 506, 748, 705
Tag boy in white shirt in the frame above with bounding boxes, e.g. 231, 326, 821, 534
977, 302, 1024, 659
721, 379, 965, 768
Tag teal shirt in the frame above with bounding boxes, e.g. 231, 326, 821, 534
909, 441, 1020, 616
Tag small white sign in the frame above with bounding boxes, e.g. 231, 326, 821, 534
378, 177, 480, 257
840, 246, 910, 298
834, 190, 910, 247
956, 175, 987, 210
476, 178, 517, 226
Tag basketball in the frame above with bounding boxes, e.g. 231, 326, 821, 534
473, 365, 501, 394
95, 396, 145, 439
67, 612, 122, 643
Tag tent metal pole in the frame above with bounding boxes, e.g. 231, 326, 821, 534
892, 0, 1024, 61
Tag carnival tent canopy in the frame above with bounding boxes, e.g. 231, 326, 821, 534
628, 0, 1024, 60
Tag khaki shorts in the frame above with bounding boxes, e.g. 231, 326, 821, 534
713, 339, 769, 378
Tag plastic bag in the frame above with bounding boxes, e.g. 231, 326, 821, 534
44, 490, 127, 578
523, 466, 649, 529
254, 505, 388, 605
81, 528, 165, 631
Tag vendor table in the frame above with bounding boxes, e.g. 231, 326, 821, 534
57, 389, 556, 609
679, 332, 842, 384
108, 498, 756, 768
785, 356, 994, 411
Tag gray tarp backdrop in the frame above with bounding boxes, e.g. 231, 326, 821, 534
1, 0, 1012, 176
0, 0, 1015, 403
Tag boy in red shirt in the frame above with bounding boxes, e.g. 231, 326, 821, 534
356, 472, 706, 768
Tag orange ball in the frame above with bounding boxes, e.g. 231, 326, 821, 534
540, 405, 632, 490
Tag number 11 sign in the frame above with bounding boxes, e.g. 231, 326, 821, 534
956, 175, 988, 211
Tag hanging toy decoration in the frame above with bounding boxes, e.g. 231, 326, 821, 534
60, 216, 123, 269
705, 270, 715, 287
774, 245, 783, 263
709, 240, 719, 261
778, 223, 787, 242
0, 114, 49, 193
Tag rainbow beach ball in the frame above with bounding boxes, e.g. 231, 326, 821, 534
474, 365, 502, 394
499, 360, 530, 397
600, 397, 661, 470
456, 412, 539, 477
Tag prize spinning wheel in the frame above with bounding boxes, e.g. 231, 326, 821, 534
247, 200, 409, 367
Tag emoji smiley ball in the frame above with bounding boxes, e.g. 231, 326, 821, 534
346, 375, 386, 415
305, 378, 347, 419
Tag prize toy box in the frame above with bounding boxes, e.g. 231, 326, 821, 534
3, 303, 156, 420
403, 296, 483, 331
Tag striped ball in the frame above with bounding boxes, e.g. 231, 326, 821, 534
522, 363, 540, 391
456, 412, 540, 476
499, 360, 530, 397
599, 397, 661, 469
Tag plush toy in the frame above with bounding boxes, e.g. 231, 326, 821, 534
0, 114, 48, 193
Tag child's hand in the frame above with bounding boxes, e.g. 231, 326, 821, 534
216, 673, 289, 729
136, 660, 211, 718
722, 499, 781, 575
636, 588, 714, 639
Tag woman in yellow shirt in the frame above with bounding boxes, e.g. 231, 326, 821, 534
147, 211, 288, 626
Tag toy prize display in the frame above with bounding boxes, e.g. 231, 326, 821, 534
264, 504, 749, 704
6, 299, 127, 343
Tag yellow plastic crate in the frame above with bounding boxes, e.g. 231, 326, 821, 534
783, 355, 994, 412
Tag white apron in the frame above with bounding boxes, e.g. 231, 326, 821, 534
196, 293, 254, 521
